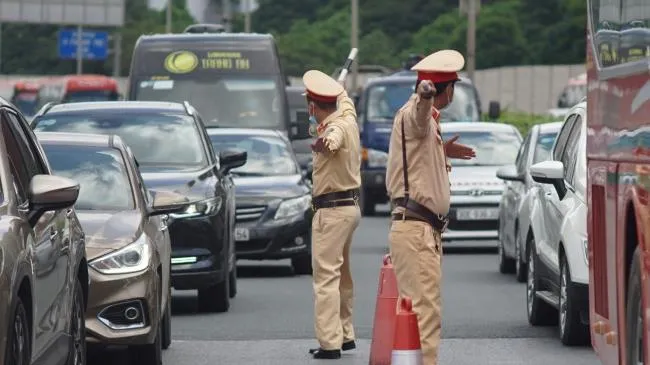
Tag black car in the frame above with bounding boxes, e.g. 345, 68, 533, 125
207, 128, 313, 275
31, 101, 246, 313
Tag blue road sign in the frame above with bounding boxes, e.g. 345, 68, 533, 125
58, 29, 109, 60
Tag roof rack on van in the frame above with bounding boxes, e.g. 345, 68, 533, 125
182, 101, 194, 116
34, 102, 58, 119
184, 23, 225, 34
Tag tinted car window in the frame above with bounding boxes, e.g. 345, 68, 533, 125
134, 77, 283, 129
42, 144, 135, 210
209, 134, 299, 176
533, 132, 559, 163
441, 130, 521, 166
553, 114, 577, 161
366, 81, 479, 122
33, 112, 207, 167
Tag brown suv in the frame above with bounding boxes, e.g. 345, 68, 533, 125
36, 131, 189, 365
0, 99, 88, 365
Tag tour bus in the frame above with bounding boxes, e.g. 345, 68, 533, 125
34, 74, 120, 112
127, 29, 308, 141
10, 80, 41, 118
586, 0, 649, 364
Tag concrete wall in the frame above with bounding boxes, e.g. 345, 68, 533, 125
0, 63, 584, 115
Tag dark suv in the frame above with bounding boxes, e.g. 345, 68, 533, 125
0, 97, 89, 365
31, 101, 246, 313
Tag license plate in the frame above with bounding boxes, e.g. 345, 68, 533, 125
235, 227, 250, 241
455, 208, 499, 221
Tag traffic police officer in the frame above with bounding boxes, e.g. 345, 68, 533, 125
386, 49, 476, 364
302, 70, 362, 360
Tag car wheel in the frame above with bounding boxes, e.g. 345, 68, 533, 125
526, 237, 556, 326
5, 297, 31, 365
228, 266, 237, 299
498, 238, 516, 274
514, 230, 527, 283
361, 189, 375, 216
626, 246, 644, 365
67, 278, 87, 365
559, 253, 589, 345
292, 254, 313, 275
161, 284, 172, 350
129, 322, 162, 365
197, 277, 230, 313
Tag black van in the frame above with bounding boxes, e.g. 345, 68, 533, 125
127, 30, 309, 140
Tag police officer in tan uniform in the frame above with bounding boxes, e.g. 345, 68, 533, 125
302, 70, 362, 360
386, 50, 476, 364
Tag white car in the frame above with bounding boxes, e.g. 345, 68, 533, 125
525, 101, 589, 346
496, 121, 562, 282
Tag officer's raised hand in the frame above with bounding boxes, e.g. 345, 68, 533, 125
417, 80, 436, 99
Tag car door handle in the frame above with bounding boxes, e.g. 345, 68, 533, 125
545, 191, 553, 197
49, 228, 58, 241
66, 209, 74, 219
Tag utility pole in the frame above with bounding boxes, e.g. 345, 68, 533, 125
460, 0, 479, 82
222, 0, 232, 32
166, 0, 172, 33
76, 25, 83, 75
350, 0, 359, 92
113, 33, 122, 77
244, 0, 251, 33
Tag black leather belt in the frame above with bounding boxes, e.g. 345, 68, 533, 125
391, 197, 449, 232
312, 188, 360, 212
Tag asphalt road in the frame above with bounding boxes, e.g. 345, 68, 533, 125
88, 206, 600, 365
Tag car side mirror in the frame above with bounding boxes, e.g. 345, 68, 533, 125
219, 149, 247, 174
488, 101, 501, 120
28, 174, 80, 226
291, 111, 310, 140
147, 190, 190, 216
496, 165, 523, 182
530, 160, 566, 199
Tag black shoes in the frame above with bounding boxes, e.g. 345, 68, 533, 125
309, 348, 341, 359
308, 341, 356, 359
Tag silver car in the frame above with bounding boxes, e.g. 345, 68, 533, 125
443, 122, 522, 244
496, 122, 561, 281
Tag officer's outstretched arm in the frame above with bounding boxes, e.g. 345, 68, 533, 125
322, 119, 347, 153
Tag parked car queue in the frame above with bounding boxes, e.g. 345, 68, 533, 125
0, 95, 316, 365
496, 101, 590, 347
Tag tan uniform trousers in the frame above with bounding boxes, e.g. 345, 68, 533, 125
312, 204, 361, 350
389, 220, 443, 365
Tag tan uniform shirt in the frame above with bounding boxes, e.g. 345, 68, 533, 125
311, 91, 362, 197
386, 94, 450, 215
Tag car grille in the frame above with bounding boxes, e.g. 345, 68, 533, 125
236, 205, 267, 222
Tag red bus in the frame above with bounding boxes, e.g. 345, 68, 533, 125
586, 0, 650, 364
10, 80, 41, 117
34, 74, 120, 112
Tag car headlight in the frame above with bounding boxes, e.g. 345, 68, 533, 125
274, 195, 311, 220
363, 148, 388, 168
170, 197, 222, 219
89, 235, 151, 275
582, 238, 589, 266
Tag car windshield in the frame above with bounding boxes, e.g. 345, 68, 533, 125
33, 112, 207, 167
442, 130, 521, 166
12, 91, 38, 116
365, 82, 479, 122
64, 90, 119, 103
41, 144, 135, 210
209, 134, 298, 176
533, 132, 559, 163
134, 77, 283, 129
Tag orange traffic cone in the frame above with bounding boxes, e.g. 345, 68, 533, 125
391, 297, 422, 365
368, 254, 399, 365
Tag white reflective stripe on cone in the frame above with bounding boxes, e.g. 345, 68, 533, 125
391, 350, 423, 365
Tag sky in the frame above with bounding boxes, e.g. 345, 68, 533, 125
147, 0, 258, 22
